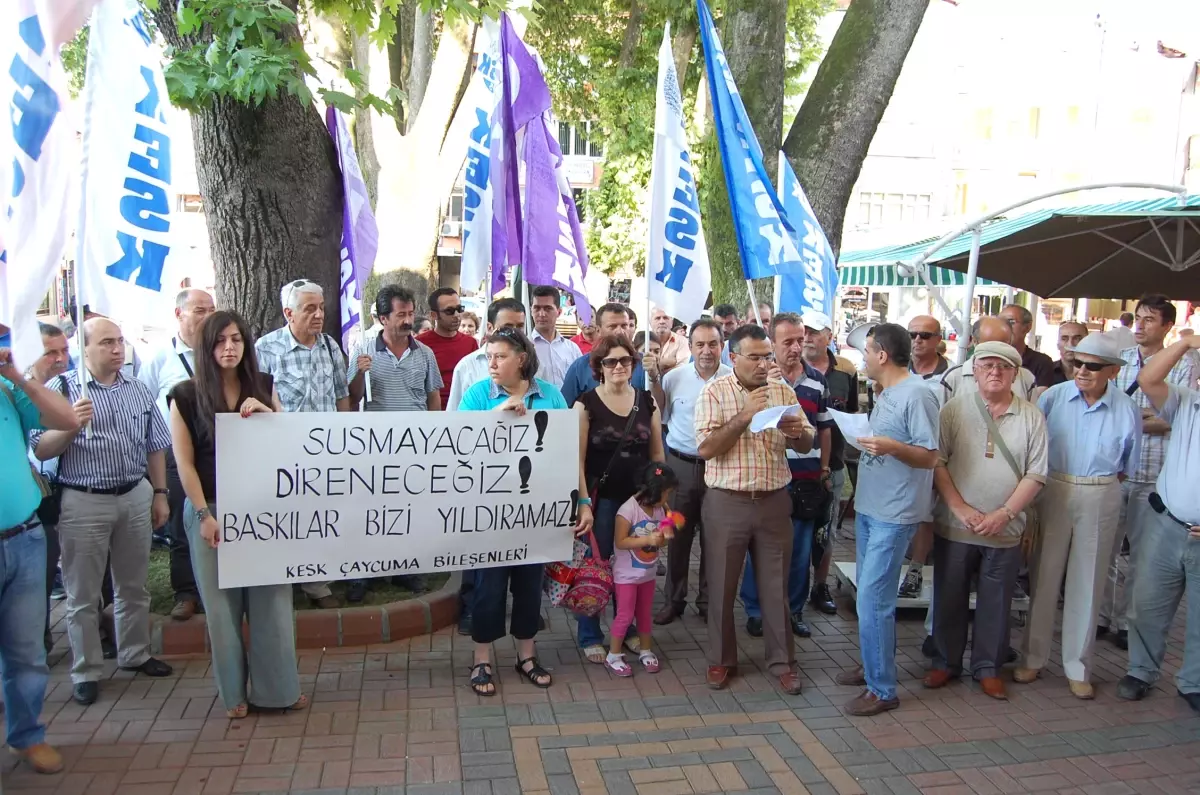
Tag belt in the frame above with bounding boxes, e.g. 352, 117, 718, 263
712, 486, 786, 502
0, 516, 41, 541
61, 480, 144, 496
669, 449, 704, 465
1049, 472, 1118, 486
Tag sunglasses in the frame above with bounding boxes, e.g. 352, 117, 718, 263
440, 306, 465, 315
601, 356, 635, 369
1078, 361, 1110, 372
909, 331, 939, 341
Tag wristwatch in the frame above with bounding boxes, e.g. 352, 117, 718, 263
153, 488, 169, 496
196, 506, 212, 520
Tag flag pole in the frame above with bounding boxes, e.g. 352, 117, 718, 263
74, 9, 102, 439
746, 280, 763, 327
774, 151, 785, 313
361, 316, 372, 405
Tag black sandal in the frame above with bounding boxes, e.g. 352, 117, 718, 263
469, 662, 496, 697
515, 656, 552, 689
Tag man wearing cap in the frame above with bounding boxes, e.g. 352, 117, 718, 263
927, 342, 1048, 700
1116, 333, 1200, 710
1016, 333, 1141, 699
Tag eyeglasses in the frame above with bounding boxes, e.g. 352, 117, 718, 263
975, 361, 1015, 372
738, 353, 774, 364
601, 356, 635, 369
909, 331, 939, 341
1078, 361, 1109, 372
440, 306, 465, 315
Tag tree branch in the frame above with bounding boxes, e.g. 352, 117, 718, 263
618, 0, 644, 69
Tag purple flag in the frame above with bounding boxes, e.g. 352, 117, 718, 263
326, 107, 378, 349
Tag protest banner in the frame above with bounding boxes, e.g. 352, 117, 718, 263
215, 408, 580, 588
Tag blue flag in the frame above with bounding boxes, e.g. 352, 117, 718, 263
696, 0, 805, 281
776, 152, 838, 318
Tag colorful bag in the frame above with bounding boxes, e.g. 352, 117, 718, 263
562, 531, 613, 617
543, 535, 591, 607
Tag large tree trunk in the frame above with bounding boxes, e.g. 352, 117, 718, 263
352, 32, 382, 208
152, 7, 343, 340
783, 0, 928, 256
407, 8, 435, 128
671, 14, 699, 86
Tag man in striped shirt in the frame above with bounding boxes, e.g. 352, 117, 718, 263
528, 285, 582, 387
32, 319, 175, 707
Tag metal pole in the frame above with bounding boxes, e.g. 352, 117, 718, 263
1004, 286, 1014, 306
745, 280, 763, 327
1027, 294, 1040, 350
959, 228, 982, 365
361, 317, 372, 406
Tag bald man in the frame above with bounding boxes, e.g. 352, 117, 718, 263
908, 316, 950, 380
941, 316, 1037, 400
1049, 322, 1089, 385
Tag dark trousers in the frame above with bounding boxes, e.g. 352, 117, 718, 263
703, 487, 793, 675
166, 453, 198, 603
471, 564, 544, 645
459, 569, 477, 619
931, 534, 1022, 680
664, 451, 708, 612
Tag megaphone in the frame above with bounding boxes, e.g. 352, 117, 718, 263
846, 322, 877, 353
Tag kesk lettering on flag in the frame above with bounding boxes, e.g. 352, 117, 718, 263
326, 107, 378, 350
0, 1, 95, 367
77, 0, 177, 323
696, 0, 806, 282
775, 152, 837, 318
647, 24, 710, 325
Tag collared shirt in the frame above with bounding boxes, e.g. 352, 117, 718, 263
661, 362, 732, 456
561, 353, 647, 407
458, 377, 568, 412
811, 353, 859, 472
784, 364, 834, 480
348, 333, 442, 412
255, 327, 349, 412
942, 358, 1035, 402
1048, 359, 1070, 386
1115, 345, 1199, 483
138, 335, 196, 422
656, 331, 690, 371
1156, 384, 1200, 524
447, 349, 490, 411
1, 376, 44, 528
695, 374, 799, 492
1036, 380, 1142, 479
911, 356, 950, 379
1021, 345, 1058, 388
31, 370, 171, 490
530, 330, 582, 387
855, 375, 941, 525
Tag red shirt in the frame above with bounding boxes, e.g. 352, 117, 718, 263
571, 334, 594, 354
416, 330, 478, 409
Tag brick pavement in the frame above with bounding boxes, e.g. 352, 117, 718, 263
4, 536, 1199, 795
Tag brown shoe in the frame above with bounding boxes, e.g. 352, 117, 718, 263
922, 669, 956, 689
16, 743, 63, 774
844, 689, 899, 716
653, 604, 682, 626
170, 599, 198, 621
835, 665, 865, 686
778, 671, 803, 695
706, 666, 736, 690
979, 677, 1007, 700
1068, 679, 1094, 700
311, 595, 340, 610
1012, 667, 1040, 684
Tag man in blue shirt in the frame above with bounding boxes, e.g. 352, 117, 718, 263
0, 344, 80, 774
561, 303, 647, 406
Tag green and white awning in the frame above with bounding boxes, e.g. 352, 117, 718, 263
838, 264, 999, 288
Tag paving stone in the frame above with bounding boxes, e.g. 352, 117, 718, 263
733, 722, 784, 735
459, 729, 486, 753
734, 759, 774, 788
647, 752, 705, 768
786, 755, 827, 784
463, 764, 515, 780
640, 729, 692, 741
598, 757, 652, 772
598, 699, 627, 722
490, 777, 521, 795
585, 732, 641, 745
697, 748, 755, 763
541, 749, 572, 775
530, 703, 558, 725
546, 773, 580, 795
601, 771, 638, 795
407, 786, 464, 795
459, 751, 514, 767
463, 782, 491, 795
483, 728, 512, 751
539, 736, 591, 750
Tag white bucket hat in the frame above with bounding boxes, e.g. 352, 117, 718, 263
1067, 332, 1126, 367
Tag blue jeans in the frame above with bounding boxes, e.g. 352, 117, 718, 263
741, 516, 814, 618
577, 498, 633, 648
0, 521, 50, 749
855, 513, 919, 701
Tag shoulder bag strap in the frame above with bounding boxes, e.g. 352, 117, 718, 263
973, 393, 1023, 481
593, 391, 641, 495
172, 338, 194, 377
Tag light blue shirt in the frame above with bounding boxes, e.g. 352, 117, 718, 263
458, 377, 568, 411
0, 377, 45, 528
1155, 384, 1200, 524
855, 375, 941, 526
1037, 380, 1142, 479
561, 353, 646, 407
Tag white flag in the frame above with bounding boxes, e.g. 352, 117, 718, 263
647, 24, 710, 326
0, 1, 94, 367
77, 0, 178, 325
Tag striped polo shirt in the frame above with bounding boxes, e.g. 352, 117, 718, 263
347, 332, 443, 411
784, 362, 834, 481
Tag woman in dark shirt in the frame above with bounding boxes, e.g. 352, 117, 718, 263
573, 334, 665, 663
168, 310, 306, 719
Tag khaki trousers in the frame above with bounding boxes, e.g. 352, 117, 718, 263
1021, 475, 1122, 682
702, 487, 793, 675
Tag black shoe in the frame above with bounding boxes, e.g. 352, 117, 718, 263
921, 635, 937, 659
697, 605, 708, 620
746, 617, 763, 638
346, 580, 368, 604
44, 632, 53, 656
392, 574, 430, 594
790, 613, 811, 638
1179, 690, 1200, 712
1096, 624, 1109, 640
1006, 646, 1018, 664
898, 568, 923, 599
538, 615, 547, 631
151, 531, 171, 550
1115, 629, 1128, 651
1117, 675, 1151, 701
100, 636, 117, 660
457, 613, 473, 636
122, 657, 173, 677
73, 682, 98, 705
810, 583, 837, 615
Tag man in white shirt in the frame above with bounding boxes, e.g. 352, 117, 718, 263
446, 298, 527, 413
528, 285, 581, 387
650, 318, 730, 625
136, 288, 214, 621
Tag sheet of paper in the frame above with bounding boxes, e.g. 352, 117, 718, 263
749, 404, 801, 433
828, 408, 872, 451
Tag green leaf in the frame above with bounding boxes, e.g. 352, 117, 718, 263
320, 89, 358, 112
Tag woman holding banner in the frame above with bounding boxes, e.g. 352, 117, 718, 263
458, 328, 582, 696
168, 311, 307, 719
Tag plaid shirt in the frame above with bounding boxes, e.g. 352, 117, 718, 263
695, 374, 799, 492
255, 327, 349, 413
1116, 345, 1200, 483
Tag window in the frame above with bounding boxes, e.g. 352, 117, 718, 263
176, 194, 203, 213
558, 121, 571, 151
573, 123, 589, 156
857, 191, 931, 226
447, 192, 463, 223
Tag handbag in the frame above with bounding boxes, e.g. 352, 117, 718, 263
972, 394, 1036, 553
790, 479, 831, 521
543, 534, 589, 607
561, 530, 614, 617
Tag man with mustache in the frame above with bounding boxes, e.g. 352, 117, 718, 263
1049, 321, 1089, 386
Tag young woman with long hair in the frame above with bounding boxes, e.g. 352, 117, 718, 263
168, 310, 307, 719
